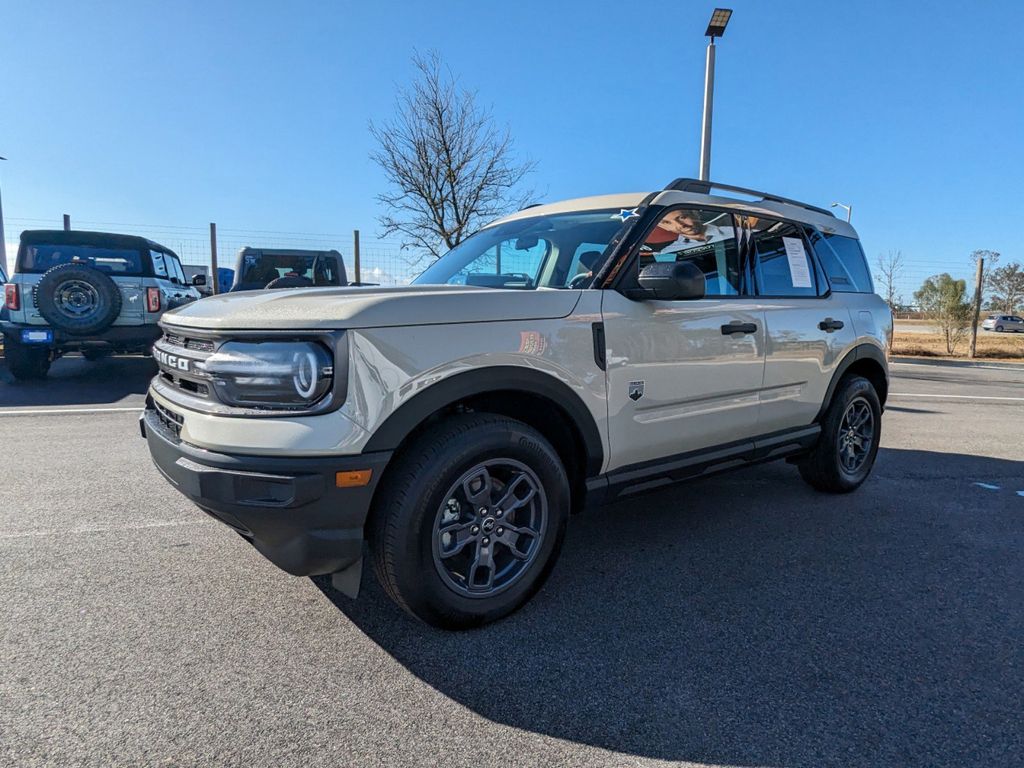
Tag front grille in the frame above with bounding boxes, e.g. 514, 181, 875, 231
153, 400, 184, 440
159, 370, 210, 397
153, 332, 217, 402
164, 332, 214, 352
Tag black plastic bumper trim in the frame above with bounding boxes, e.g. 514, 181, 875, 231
142, 407, 391, 577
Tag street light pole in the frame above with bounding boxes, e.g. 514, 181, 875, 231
0, 156, 7, 273
698, 39, 716, 181
831, 202, 852, 222
698, 9, 732, 182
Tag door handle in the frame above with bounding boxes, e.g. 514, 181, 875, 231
818, 318, 845, 332
721, 322, 758, 335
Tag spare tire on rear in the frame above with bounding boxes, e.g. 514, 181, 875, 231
35, 263, 122, 335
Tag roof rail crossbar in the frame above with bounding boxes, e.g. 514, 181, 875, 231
664, 178, 835, 218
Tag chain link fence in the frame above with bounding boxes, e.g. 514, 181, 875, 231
3, 215, 1004, 310
4, 216, 421, 287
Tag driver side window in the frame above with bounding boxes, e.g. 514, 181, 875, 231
639, 208, 741, 296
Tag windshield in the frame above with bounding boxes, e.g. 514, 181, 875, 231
17, 243, 145, 275
237, 253, 340, 289
414, 209, 630, 289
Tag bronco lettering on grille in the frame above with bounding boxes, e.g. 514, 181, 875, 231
155, 348, 190, 372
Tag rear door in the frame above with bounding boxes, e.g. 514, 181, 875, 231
602, 206, 767, 470
748, 218, 857, 433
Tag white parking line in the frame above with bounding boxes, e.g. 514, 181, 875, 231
0, 406, 143, 416
889, 392, 1024, 402
0, 519, 212, 539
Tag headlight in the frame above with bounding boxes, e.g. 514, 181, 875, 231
198, 341, 334, 409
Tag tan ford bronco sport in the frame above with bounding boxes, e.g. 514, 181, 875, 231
141, 179, 892, 629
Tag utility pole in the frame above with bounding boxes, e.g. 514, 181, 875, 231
209, 222, 219, 294
698, 9, 732, 181
968, 255, 984, 359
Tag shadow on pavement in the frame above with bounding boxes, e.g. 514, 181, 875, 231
315, 447, 1024, 767
0, 354, 156, 407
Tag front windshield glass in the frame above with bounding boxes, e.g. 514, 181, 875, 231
414, 209, 630, 289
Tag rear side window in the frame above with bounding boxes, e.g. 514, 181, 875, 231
150, 250, 168, 278
18, 243, 144, 275
749, 220, 819, 297
806, 230, 873, 293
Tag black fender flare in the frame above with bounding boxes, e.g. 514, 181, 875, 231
362, 366, 605, 477
815, 343, 889, 421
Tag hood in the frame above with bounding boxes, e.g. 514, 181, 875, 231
160, 284, 582, 331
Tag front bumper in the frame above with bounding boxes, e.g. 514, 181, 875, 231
141, 406, 391, 579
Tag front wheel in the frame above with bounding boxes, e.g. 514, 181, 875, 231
995, 325, 1004, 332
798, 375, 881, 493
369, 414, 569, 629
4, 336, 51, 380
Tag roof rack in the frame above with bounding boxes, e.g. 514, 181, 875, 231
664, 178, 835, 218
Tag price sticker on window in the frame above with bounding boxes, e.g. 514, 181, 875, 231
782, 237, 813, 289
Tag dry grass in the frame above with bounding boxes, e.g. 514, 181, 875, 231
892, 330, 1024, 361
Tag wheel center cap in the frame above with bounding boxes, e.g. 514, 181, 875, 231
481, 517, 496, 534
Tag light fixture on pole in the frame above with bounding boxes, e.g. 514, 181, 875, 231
831, 201, 852, 222
699, 8, 732, 181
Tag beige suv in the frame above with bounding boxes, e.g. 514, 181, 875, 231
141, 179, 892, 629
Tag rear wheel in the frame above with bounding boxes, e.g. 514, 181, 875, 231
369, 413, 569, 629
996, 324, 1004, 332
4, 336, 51, 380
798, 375, 881, 493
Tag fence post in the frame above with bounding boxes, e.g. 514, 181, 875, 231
63, 214, 71, 231
968, 256, 984, 359
353, 229, 361, 284
209, 222, 219, 294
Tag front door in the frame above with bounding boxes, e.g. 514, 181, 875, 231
602, 206, 766, 471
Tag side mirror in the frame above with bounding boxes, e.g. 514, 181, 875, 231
635, 261, 705, 300
191, 274, 207, 287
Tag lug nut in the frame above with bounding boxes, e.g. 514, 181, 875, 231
482, 537, 490, 546
496, 510, 503, 517
471, 526, 479, 534
496, 527, 504, 535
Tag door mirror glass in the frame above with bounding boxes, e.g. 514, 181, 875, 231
191, 273, 207, 287
637, 261, 705, 301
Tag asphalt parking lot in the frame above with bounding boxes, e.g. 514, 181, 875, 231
1, 356, 1022, 767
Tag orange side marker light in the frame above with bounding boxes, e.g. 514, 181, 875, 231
336, 469, 372, 488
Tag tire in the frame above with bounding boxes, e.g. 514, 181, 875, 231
265, 275, 314, 289
4, 336, 51, 380
35, 263, 122, 335
798, 375, 881, 493
369, 413, 570, 629
996, 325, 1004, 332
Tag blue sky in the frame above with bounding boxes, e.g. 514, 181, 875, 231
2, 0, 1022, 294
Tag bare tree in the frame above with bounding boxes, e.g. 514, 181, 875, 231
370, 51, 535, 265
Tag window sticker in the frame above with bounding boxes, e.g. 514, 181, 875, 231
782, 237, 813, 289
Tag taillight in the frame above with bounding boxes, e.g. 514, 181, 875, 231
4, 283, 18, 311
146, 287, 161, 313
